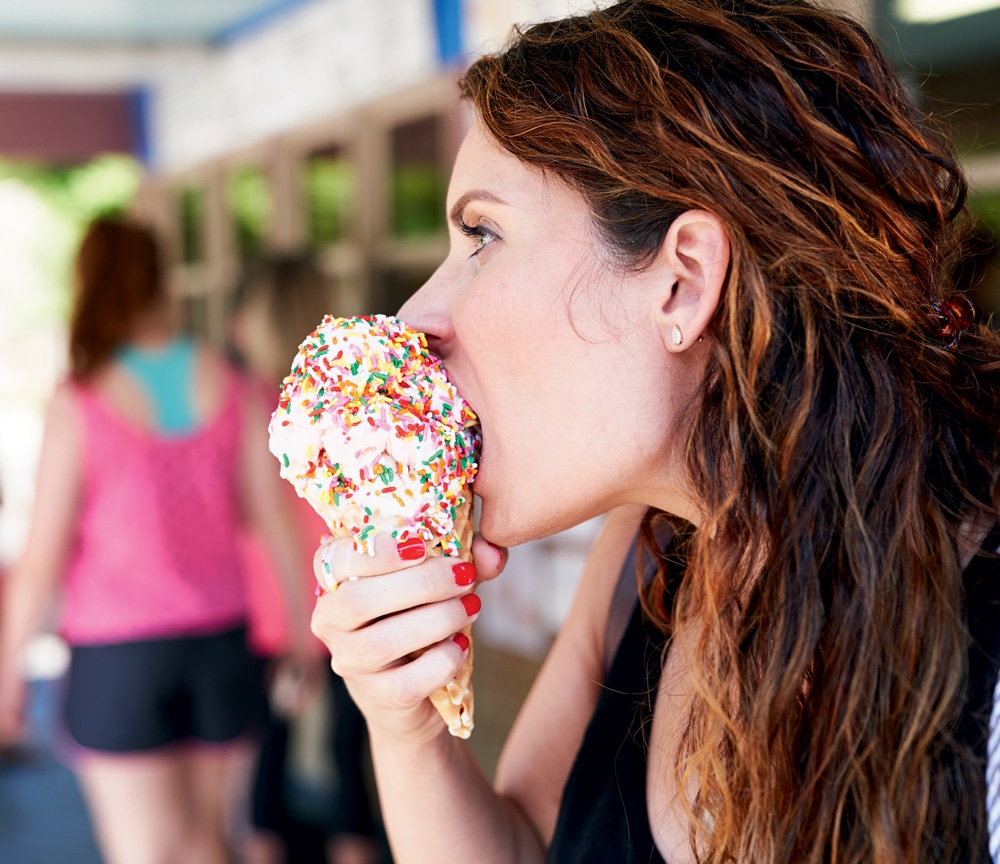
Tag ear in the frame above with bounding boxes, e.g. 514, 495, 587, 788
651, 210, 729, 352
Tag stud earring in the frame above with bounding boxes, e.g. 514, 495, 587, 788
671, 325, 683, 346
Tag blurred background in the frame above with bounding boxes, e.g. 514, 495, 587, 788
0, 0, 996, 861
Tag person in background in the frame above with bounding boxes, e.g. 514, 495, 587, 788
0, 216, 312, 864
230, 253, 381, 864
309, 1, 1000, 862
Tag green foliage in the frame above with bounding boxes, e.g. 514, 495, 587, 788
0, 155, 140, 325
179, 187, 205, 264
228, 165, 272, 261
0, 154, 140, 222
305, 156, 355, 248
392, 164, 446, 238
969, 188, 1000, 237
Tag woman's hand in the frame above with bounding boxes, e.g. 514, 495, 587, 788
310, 532, 506, 744
267, 654, 327, 719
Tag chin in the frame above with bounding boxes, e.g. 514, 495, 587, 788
477, 498, 569, 549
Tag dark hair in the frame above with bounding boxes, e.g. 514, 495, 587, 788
69, 216, 163, 380
462, 1, 1000, 861
230, 252, 332, 385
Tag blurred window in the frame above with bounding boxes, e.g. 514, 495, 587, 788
227, 165, 272, 260
373, 266, 436, 317
304, 146, 356, 249
875, 0, 1000, 321
179, 294, 210, 342
970, 190, 1000, 236
391, 115, 447, 239
965, 190, 1000, 316
178, 187, 205, 265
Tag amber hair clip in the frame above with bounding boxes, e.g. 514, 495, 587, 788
925, 294, 975, 348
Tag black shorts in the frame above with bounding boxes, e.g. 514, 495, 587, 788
251, 666, 375, 838
65, 626, 268, 752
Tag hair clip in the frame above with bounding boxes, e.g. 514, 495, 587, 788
924, 294, 975, 348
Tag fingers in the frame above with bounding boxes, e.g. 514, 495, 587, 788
470, 534, 507, 583
313, 532, 507, 591
314, 532, 429, 590
315, 552, 479, 630
308, 530, 489, 739
308, 529, 493, 662
331, 592, 481, 674
357, 637, 472, 713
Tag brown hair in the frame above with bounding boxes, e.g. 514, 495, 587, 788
230, 253, 332, 385
69, 217, 163, 380
462, 1, 1000, 861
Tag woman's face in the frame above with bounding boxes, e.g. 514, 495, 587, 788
399, 122, 700, 546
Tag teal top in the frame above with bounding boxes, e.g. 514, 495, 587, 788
117, 337, 198, 435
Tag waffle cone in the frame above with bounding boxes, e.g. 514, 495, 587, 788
317, 501, 475, 738
423, 498, 475, 739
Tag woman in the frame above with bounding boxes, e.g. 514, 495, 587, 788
0, 217, 311, 864
230, 253, 381, 864
310, 1, 1000, 862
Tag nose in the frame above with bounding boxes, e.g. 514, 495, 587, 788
397, 263, 455, 357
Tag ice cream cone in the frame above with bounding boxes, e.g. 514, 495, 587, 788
269, 314, 481, 738
424, 499, 475, 738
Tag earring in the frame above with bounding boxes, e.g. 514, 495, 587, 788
671, 325, 683, 346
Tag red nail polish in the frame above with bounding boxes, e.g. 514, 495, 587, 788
453, 562, 476, 586
461, 594, 481, 616
453, 633, 470, 652
396, 537, 425, 560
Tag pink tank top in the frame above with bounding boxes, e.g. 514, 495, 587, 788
61, 370, 249, 645
240, 375, 327, 658
242, 488, 328, 657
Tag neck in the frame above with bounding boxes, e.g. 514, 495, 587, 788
128, 305, 175, 349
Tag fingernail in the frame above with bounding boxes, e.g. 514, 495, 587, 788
396, 537, 425, 561
460, 594, 481, 616
453, 633, 470, 652
452, 562, 476, 586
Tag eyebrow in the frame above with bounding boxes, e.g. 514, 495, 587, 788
448, 189, 509, 227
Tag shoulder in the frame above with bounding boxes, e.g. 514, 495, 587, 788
193, 344, 236, 391
37, 383, 85, 458
32, 382, 86, 497
48, 380, 84, 420
190, 344, 247, 418
494, 504, 647, 842
575, 504, 650, 655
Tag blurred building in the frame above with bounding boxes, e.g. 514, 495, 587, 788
0, 0, 997, 771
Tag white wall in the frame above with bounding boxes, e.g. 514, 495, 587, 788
149, 0, 623, 174
151, 0, 439, 173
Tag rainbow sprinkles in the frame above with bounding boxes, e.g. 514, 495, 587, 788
268, 314, 480, 557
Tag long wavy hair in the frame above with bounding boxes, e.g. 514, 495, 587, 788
461, 1, 1000, 861
70, 216, 163, 380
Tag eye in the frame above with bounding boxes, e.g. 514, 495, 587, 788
459, 218, 499, 257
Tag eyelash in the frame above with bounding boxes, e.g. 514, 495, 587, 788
459, 218, 498, 257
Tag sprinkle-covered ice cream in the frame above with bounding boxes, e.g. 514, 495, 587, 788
267, 313, 481, 737
268, 314, 479, 557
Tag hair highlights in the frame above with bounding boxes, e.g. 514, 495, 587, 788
69, 217, 163, 380
462, 1, 1000, 861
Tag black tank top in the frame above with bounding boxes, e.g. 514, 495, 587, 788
546, 527, 1000, 864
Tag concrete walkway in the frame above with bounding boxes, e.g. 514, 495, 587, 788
0, 678, 102, 864
0, 641, 541, 864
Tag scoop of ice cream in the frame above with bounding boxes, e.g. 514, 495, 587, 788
268, 314, 479, 556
